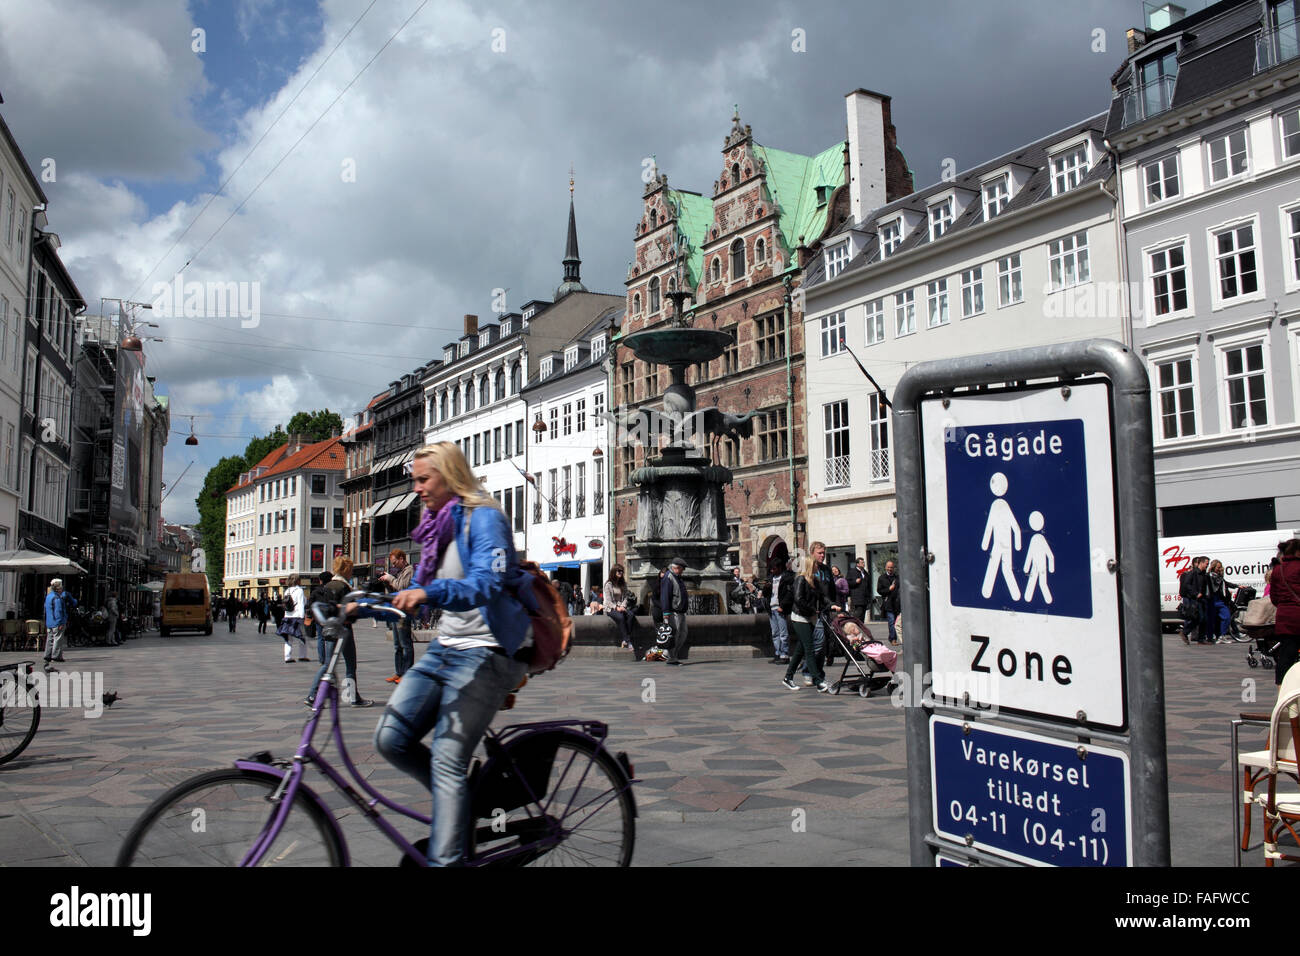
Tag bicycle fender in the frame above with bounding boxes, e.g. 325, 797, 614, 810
232, 760, 351, 866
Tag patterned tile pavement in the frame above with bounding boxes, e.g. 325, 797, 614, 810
0, 623, 1284, 866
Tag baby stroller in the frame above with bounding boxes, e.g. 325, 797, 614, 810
1240, 590, 1278, 669
823, 612, 897, 698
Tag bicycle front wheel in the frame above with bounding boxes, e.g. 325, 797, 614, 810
473, 735, 635, 866
0, 683, 39, 767
116, 768, 344, 866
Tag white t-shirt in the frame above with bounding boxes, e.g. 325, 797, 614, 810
435, 537, 498, 650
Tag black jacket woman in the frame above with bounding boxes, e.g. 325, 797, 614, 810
782, 542, 835, 693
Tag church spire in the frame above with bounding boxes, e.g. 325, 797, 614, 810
556, 165, 587, 299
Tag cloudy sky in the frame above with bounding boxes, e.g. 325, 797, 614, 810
0, 0, 1152, 522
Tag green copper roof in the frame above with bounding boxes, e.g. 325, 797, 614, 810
753, 140, 846, 269
666, 188, 713, 289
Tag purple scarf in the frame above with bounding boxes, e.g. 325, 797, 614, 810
410, 496, 460, 589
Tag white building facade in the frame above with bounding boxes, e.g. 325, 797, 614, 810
521, 316, 617, 595
223, 437, 346, 597
801, 112, 1123, 586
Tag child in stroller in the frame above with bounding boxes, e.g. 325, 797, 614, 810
824, 612, 897, 698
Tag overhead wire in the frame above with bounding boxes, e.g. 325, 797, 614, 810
127, 0, 384, 301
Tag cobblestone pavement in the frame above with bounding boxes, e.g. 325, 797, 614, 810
0, 622, 1275, 866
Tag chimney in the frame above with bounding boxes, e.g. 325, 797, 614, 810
845, 89, 889, 224
464, 314, 478, 337
1126, 27, 1147, 54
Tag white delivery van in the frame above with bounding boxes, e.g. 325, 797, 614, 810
1157, 529, 1296, 627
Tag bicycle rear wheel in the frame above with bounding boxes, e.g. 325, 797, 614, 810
0, 678, 39, 767
472, 735, 634, 866
116, 768, 344, 866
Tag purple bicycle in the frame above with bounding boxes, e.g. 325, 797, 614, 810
115, 592, 637, 866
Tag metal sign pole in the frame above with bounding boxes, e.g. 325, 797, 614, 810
894, 338, 1168, 867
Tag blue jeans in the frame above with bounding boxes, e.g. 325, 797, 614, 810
308, 629, 357, 702
391, 619, 415, 676
886, 611, 897, 643
803, 617, 826, 676
769, 611, 789, 657
373, 642, 526, 866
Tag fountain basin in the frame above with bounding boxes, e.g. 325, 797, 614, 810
624, 328, 732, 365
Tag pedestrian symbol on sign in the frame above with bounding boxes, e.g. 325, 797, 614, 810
946, 420, 1091, 619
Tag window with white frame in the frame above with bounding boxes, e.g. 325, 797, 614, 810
1213, 222, 1258, 301
1051, 145, 1089, 195
868, 391, 890, 482
928, 199, 953, 241
548, 406, 558, 437
565, 346, 579, 372
1222, 342, 1268, 428
927, 279, 950, 327
1287, 207, 1300, 282
501, 319, 513, 336
479, 330, 492, 348
1281, 107, 1300, 160
823, 400, 850, 489
997, 254, 1023, 306
879, 218, 902, 258
591, 334, 606, 362
1207, 128, 1248, 183
864, 298, 885, 344
961, 267, 984, 317
894, 290, 916, 336
1149, 243, 1189, 317
562, 403, 572, 436
1153, 355, 1197, 439
824, 241, 849, 279
459, 341, 469, 357
1142, 154, 1180, 204
983, 176, 1010, 220
820, 311, 846, 356
540, 356, 553, 379
1048, 232, 1090, 291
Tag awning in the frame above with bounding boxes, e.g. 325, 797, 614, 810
363, 501, 382, 519
370, 449, 416, 475
538, 558, 602, 571
0, 549, 88, 574
373, 492, 416, 518
394, 491, 418, 513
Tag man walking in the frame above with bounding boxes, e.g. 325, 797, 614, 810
764, 558, 795, 663
660, 557, 690, 665
876, 560, 901, 645
43, 579, 73, 671
847, 557, 871, 622
226, 592, 240, 633
380, 548, 415, 683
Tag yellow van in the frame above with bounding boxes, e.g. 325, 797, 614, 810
161, 572, 212, 636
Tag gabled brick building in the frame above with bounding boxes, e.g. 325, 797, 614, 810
612, 93, 912, 576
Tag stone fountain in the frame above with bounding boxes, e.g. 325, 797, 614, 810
609, 315, 757, 615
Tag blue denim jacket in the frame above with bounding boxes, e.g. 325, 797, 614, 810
415, 503, 530, 656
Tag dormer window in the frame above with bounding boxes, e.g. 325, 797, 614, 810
501, 319, 512, 336
479, 330, 492, 348
982, 175, 1010, 220
523, 307, 535, 322
879, 218, 902, 258
815, 185, 829, 207
824, 241, 849, 279
444, 346, 455, 364
565, 346, 579, 372
458, 341, 470, 357
591, 334, 607, 362
928, 199, 953, 241
1134, 48, 1177, 121
540, 356, 553, 379
1050, 144, 1089, 195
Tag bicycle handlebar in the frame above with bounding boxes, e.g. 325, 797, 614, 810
310, 591, 409, 637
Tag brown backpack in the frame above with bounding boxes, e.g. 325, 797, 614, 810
464, 508, 572, 674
